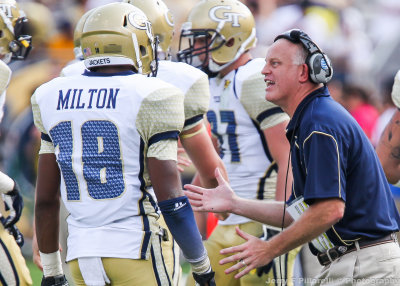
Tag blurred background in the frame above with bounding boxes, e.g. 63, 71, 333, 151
1, 0, 400, 284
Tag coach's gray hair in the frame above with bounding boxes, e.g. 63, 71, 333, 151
292, 44, 308, 65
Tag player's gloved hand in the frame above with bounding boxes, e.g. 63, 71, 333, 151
192, 270, 216, 286
41, 275, 69, 286
8, 224, 24, 247
256, 228, 279, 277
2, 180, 24, 228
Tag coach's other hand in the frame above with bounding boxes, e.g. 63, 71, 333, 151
184, 167, 237, 213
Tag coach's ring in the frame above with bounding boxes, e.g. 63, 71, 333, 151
239, 259, 247, 267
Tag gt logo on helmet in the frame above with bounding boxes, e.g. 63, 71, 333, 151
128, 10, 150, 30
0, 4, 14, 18
209, 5, 242, 27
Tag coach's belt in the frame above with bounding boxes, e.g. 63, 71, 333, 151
317, 233, 398, 266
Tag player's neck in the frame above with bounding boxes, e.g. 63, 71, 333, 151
218, 52, 252, 77
91, 66, 134, 73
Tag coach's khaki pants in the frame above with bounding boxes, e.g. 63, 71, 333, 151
313, 241, 400, 286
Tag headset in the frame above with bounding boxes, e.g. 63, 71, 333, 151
274, 29, 333, 84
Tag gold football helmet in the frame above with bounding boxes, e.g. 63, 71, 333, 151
122, 0, 174, 60
0, 0, 21, 23
0, 0, 32, 63
81, 2, 156, 75
177, 0, 256, 73
73, 9, 95, 60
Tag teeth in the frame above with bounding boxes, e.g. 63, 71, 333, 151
266, 80, 274, 86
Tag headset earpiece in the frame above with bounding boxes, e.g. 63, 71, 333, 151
307, 52, 332, 84
274, 29, 333, 84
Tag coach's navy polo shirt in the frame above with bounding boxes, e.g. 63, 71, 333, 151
286, 86, 400, 247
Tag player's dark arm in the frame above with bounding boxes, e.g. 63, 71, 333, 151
35, 153, 69, 283
35, 153, 61, 253
376, 109, 400, 184
147, 157, 215, 285
147, 158, 183, 201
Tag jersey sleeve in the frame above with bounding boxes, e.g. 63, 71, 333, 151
302, 130, 345, 203
392, 70, 400, 109
240, 72, 289, 130
182, 73, 210, 132
59, 67, 67, 77
0, 60, 11, 95
31, 92, 55, 154
136, 86, 185, 161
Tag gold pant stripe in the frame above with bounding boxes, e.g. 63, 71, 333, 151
0, 227, 32, 286
0, 238, 19, 286
150, 234, 172, 286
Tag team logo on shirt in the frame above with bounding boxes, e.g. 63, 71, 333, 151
209, 5, 243, 27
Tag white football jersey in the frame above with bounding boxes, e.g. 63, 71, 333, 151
60, 60, 210, 132
208, 58, 289, 225
0, 60, 11, 122
31, 70, 184, 261
157, 61, 210, 131
59, 60, 87, 77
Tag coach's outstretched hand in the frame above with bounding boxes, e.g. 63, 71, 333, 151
41, 275, 69, 286
192, 270, 216, 286
184, 168, 237, 213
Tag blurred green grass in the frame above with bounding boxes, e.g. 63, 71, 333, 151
26, 259, 42, 286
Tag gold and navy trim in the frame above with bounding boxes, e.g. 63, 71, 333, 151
156, 235, 171, 286
257, 161, 278, 200
41, 132, 52, 142
150, 244, 172, 286
0, 238, 19, 286
148, 131, 179, 147
256, 107, 284, 125
138, 139, 151, 259
184, 114, 203, 128
303, 131, 341, 198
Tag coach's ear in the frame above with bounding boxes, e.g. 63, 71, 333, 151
299, 63, 309, 84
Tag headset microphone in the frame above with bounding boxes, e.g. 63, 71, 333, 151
274, 29, 333, 84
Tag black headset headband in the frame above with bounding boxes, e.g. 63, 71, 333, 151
274, 29, 319, 56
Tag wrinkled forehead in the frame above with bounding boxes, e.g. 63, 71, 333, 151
265, 39, 298, 61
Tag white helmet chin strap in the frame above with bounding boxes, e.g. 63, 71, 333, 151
131, 33, 143, 74
208, 27, 256, 73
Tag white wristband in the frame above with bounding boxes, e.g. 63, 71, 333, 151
39, 250, 63, 277
188, 255, 212, 274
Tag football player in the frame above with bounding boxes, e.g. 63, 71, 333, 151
0, 0, 32, 285
178, 0, 299, 285
59, 8, 95, 77
122, 0, 228, 284
376, 70, 400, 242
54, 2, 226, 284
32, 3, 215, 286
